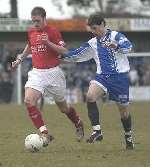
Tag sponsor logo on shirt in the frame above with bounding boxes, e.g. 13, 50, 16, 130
31, 44, 47, 53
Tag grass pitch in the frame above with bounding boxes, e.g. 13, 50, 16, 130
0, 102, 150, 167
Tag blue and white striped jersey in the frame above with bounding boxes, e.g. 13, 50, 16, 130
63, 29, 132, 74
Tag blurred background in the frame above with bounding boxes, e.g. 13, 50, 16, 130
0, 0, 150, 104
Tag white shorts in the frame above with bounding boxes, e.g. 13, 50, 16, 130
25, 66, 66, 102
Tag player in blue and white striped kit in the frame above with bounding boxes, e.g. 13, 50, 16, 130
47, 13, 134, 149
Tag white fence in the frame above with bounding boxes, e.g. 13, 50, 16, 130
130, 87, 150, 101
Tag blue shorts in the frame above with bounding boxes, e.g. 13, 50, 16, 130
94, 73, 129, 104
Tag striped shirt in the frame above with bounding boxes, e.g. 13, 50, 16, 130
64, 29, 132, 74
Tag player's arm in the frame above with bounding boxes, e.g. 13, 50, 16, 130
45, 41, 94, 62
46, 40, 68, 54
11, 44, 31, 69
42, 27, 91, 61
114, 32, 132, 54
41, 28, 68, 55
102, 33, 132, 53
41, 27, 93, 62
41, 29, 94, 62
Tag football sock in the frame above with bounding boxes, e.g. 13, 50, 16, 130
121, 114, 132, 132
27, 106, 48, 133
92, 125, 101, 132
39, 126, 48, 134
87, 102, 100, 126
66, 107, 80, 128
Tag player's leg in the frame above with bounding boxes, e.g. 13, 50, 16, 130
110, 73, 134, 149
24, 88, 47, 132
46, 66, 84, 141
117, 103, 134, 149
55, 100, 84, 141
24, 68, 55, 146
24, 88, 54, 146
86, 82, 105, 143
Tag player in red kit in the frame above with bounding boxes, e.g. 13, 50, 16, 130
11, 7, 84, 146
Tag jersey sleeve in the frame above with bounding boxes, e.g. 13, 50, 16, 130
51, 28, 65, 46
62, 42, 94, 62
115, 32, 132, 54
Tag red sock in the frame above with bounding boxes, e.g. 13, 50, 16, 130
66, 107, 80, 128
27, 106, 48, 133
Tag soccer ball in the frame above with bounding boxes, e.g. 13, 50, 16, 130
25, 134, 43, 152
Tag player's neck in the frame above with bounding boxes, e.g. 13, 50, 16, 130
38, 22, 47, 31
98, 29, 107, 38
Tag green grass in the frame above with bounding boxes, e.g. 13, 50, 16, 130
0, 102, 150, 167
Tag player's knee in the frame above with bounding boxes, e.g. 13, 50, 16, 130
86, 93, 97, 102
117, 104, 129, 119
60, 106, 68, 113
24, 97, 35, 107
120, 110, 130, 119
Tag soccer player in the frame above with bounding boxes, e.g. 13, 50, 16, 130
45, 13, 134, 149
11, 7, 84, 146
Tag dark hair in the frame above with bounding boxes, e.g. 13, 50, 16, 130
88, 13, 106, 26
31, 7, 46, 18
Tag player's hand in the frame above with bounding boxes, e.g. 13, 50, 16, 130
103, 41, 118, 49
11, 59, 21, 70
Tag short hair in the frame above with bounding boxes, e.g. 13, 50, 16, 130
88, 13, 106, 27
31, 7, 46, 18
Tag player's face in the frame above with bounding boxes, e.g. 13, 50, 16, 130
89, 23, 105, 37
31, 15, 45, 31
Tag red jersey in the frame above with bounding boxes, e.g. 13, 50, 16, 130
28, 25, 65, 69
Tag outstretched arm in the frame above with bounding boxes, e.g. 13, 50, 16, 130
42, 37, 94, 62
11, 44, 31, 69
46, 40, 68, 54
61, 42, 94, 62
